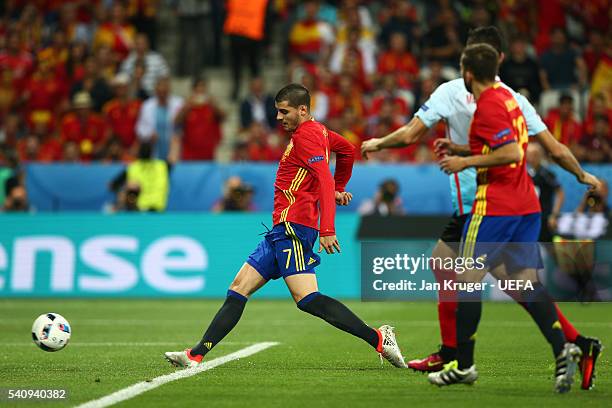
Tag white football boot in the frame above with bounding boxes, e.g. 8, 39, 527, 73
428, 360, 478, 386
377, 325, 408, 368
164, 349, 202, 368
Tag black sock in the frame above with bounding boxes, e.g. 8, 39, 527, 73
191, 290, 247, 357
456, 290, 482, 370
521, 284, 565, 357
297, 292, 380, 350
439, 345, 456, 362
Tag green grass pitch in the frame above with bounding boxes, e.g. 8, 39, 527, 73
1, 299, 610, 407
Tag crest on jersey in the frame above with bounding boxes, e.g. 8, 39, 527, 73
281, 140, 293, 162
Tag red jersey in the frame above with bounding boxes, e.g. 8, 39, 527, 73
469, 84, 540, 216
103, 98, 142, 148
272, 120, 355, 236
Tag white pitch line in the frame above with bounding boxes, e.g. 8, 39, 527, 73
3, 341, 253, 347
74, 342, 279, 408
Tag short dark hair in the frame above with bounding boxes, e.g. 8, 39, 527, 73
559, 93, 574, 104
275, 84, 310, 110
461, 43, 499, 82
466, 26, 504, 54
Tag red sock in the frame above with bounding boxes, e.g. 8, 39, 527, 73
432, 265, 458, 348
438, 301, 457, 348
554, 303, 579, 342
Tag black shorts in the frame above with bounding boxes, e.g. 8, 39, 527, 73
440, 213, 469, 243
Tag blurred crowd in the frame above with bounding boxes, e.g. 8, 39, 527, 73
0, 0, 610, 212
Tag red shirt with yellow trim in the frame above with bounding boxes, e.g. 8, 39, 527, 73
469, 84, 540, 216
273, 120, 355, 236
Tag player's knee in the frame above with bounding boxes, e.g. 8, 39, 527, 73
229, 278, 250, 298
296, 291, 321, 311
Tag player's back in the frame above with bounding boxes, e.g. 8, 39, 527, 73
469, 84, 540, 216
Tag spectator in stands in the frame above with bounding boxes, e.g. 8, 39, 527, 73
289, 0, 335, 67
61, 141, 80, 162
578, 115, 612, 163
121, 33, 169, 96
136, 77, 183, 161
240, 122, 282, 162
583, 30, 606, 80
128, 59, 150, 100
93, 1, 136, 61
584, 93, 612, 136
358, 178, 405, 216
95, 45, 118, 82
103, 73, 142, 153
0, 114, 22, 154
101, 137, 133, 163
23, 56, 68, 133
370, 74, 410, 122
376, 32, 419, 91
212, 176, 255, 212
539, 27, 587, 91
544, 93, 582, 147
240, 77, 276, 130
3, 183, 29, 212
55, 2, 91, 44
224, 0, 270, 100
328, 76, 366, 120
71, 55, 113, 113
60, 92, 108, 161
16, 132, 62, 163
0, 31, 34, 89
423, 7, 464, 69
65, 41, 89, 87
330, 26, 376, 81
109, 141, 173, 212
500, 34, 543, 103
301, 71, 329, 123
38, 30, 69, 77
378, 0, 419, 50
176, 77, 225, 161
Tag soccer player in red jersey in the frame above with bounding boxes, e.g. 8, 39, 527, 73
165, 84, 406, 369
430, 44, 582, 392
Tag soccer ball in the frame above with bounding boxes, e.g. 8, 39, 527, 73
31, 313, 71, 352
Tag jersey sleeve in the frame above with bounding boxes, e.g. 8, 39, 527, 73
514, 92, 547, 136
328, 130, 355, 192
294, 129, 336, 237
414, 82, 452, 128
472, 100, 517, 149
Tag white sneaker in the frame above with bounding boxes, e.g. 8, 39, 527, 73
428, 361, 478, 386
555, 343, 582, 393
164, 349, 202, 368
377, 325, 407, 368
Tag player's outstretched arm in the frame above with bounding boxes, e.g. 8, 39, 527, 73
535, 129, 602, 192
439, 142, 522, 174
361, 116, 429, 159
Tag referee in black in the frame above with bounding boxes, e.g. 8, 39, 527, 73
527, 142, 565, 242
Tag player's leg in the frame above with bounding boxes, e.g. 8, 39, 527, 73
279, 221, 406, 367
165, 262, 267, 368
285, 273, 406, 368
409, 214, 468, 372
429, 214, 526, 386
189, 263, 267, 357
165, 230, 278, 368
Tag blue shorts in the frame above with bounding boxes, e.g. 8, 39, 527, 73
461, 213, 542, 272
246, 222, 321, 280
